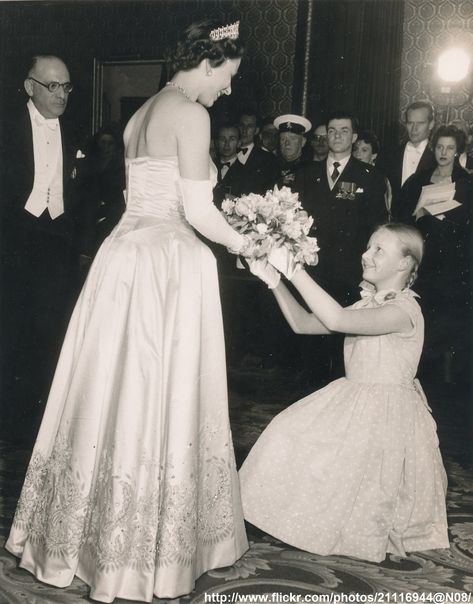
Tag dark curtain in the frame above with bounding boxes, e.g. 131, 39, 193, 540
294, 0, 405, 149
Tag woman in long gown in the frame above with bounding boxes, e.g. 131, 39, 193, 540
6, 20, 250, 603
240, 223, 449, 562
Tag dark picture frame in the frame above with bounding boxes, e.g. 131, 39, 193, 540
92, 58, 166, 132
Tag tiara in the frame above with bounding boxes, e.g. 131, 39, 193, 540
209, 20, 240, 41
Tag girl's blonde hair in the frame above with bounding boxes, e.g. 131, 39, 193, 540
374, 223, 424, 288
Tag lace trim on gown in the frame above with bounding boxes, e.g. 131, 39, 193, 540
11, 420, 237, 571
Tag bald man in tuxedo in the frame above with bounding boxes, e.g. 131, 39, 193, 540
1, 55, 81, 440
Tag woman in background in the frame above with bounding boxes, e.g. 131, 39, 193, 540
353, 129, 392, 220
79, 125, 126, 258
399, 124, 472, 386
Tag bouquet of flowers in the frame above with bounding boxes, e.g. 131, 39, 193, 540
221, 186, 319, 267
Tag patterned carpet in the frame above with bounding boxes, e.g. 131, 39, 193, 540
0, 372, 472, 603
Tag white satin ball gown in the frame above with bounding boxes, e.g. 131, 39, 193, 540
239, 288, 449, 562
6, 156, 248, 602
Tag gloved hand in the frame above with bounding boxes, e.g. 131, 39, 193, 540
268, 245, 301, 280
228, 234, 256, 258
248, 258, 281, 289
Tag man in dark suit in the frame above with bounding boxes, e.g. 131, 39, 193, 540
309, 122, 329, 163
291, 111, 387, 385
379, 100, 436, 220
236, 110, 279, 195
294, 111, 387, 306
258, 116, 279, 155
450, 118, 473, 173
1, 55, 81, 440
213, 123, 246, 205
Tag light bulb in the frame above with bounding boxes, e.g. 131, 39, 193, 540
437, 48, 470, 83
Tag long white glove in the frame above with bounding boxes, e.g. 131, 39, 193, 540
179, 178, 247, 254
249, 258, 280, 289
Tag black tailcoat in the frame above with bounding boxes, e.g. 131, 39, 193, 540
379, 142, 436, 221
238, 146, 279, 195
0, 105, 82, 430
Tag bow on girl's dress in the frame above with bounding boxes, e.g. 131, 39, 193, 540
358, 280, 419, 306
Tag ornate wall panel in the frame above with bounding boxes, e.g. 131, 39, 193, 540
400, 0, 473, 125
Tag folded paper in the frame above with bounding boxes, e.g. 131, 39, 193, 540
413, 182, 461, 220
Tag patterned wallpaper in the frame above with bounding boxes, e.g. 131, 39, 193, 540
5, 0, 471, 136
208, 0, 299, 125
237, 0, 298, 117
0, 0, 298, 136
400, 0, 473, 125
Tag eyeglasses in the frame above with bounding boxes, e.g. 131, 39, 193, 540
313, 135, 327, 142
28, 77, 73, 94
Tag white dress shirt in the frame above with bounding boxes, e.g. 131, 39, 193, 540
24, 99, 64, 219
237, 142, 254, 165
401, 139, 428, 186
326, 154, 350, 190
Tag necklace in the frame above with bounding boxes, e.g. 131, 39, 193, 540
166, 80, 193, 102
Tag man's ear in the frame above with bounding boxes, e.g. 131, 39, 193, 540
24, 79, 33, 97
301, 137, 306, 148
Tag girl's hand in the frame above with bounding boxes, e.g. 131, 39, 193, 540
248, 258, 281, 289
268, 246, 301, 280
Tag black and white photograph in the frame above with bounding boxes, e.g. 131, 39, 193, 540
0, 0, 472, 602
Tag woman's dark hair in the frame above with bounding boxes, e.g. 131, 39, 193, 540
355, 130, 380, 155
431, 124, 466, 155
169, 20, 244, 74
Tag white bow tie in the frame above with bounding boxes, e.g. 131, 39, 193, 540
35, 113, 59, 130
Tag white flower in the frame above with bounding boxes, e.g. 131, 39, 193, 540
256, 223, 269, 234
282, 221, 303, 239
256, 201, 276, 220
235, 197, 257, 221
221, 185, 319, 267
221, 199, 235, 214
